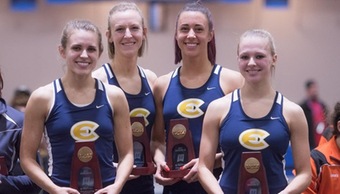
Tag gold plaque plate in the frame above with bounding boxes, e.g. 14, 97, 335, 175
244, 157, 260, 174
172, 124, 186, 139
132, 121, 144, 137
77, 146, 93, 163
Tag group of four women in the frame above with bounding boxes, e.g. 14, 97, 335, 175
19, 1, 312, 194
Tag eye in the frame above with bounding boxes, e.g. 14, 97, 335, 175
87, 46, 97, 53
194, 26, 204, 33
115, 27, 125, 33
255, 55, 265, 59
240, 55, 249, 60
130, 25, 140, 31
71, 45, 82, 51
179, 26, 190, 33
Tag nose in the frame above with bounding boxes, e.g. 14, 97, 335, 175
248, 57, 256, 66
80, 49, 88, 58
124, 28, 132, 38
187, 28, 196, 38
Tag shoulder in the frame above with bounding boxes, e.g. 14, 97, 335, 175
24, 82, 54, 117
29, 83, 54, 104
102, 82, 126, 107
210, 93, 232, 109
283, 97, 304, 115
92, 65, 108, 84
282, 96, 307, 126
220, 67, 243, 82
207, 93, 233, 121
102, 83, 129, 112
154, 72, 173, 90
103, 82, 125, 98
139, 67, 158, 86
219, 67, 244, 94
153, 71, 174, 100
219, 67, 240, 75
209, 92, 233, 112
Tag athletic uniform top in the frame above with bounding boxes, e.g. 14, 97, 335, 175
219, 89, 290, 194
45, 79, 115, 187
102, 63, 156, 194
163, 64, 224, 156
103, 63, 155, 138
162, 64, 224, 194
0, 98, 40, 193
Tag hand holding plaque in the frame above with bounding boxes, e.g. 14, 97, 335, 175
162, 118, 195, 178
238, 152, 269, 194
0, 156, 8, 175
70, 141, 102, 194
130, 116, 156, 175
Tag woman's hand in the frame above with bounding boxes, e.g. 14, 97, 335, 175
154, 161, 181, 186
182, 158, 199, 183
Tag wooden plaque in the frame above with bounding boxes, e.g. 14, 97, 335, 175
238, 152, 269, 194
70, 141, 102, 194
130, 116, 156, 175
162, 118, 195, 178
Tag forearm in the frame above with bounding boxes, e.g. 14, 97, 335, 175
198, 144, 222, 193
280, 173, 311, 194
301, 173, 317, 194
151, 140, 166, 165
21, 158, 58, 193
114, 152, 133, 192
198, 167, 223, 194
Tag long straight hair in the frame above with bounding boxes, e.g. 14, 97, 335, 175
174, 1, 216, 65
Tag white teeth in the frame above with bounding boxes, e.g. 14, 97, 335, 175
77, 62, 89, 66
123, 42, 134, 46
186, 43, 197, 47
247, 69, 260, 73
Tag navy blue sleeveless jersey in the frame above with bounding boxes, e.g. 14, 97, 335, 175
103, 63, 156, 194
219, 89, 290, 194
44, 79, 115, 187
162, 64, 224, 194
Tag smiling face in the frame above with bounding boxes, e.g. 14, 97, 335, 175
107, 9, 145, 59
175, 11, 213, 60
59, 29, 100, 76
237, 35, 277, 84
